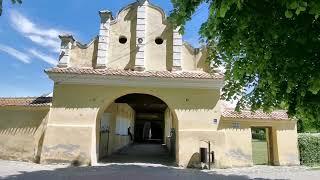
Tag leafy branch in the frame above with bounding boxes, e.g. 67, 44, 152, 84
170, 0, 320, 126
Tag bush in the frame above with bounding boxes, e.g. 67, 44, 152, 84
298, 133, 320, 166
252, 131, 266, 141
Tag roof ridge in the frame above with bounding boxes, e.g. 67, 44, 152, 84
45, 67, 224, 80
0, 96, 51, 99
223, 108, 287, 113
48, 67, 216, 73
0, 97, 52, 107
222, 109, 290, 120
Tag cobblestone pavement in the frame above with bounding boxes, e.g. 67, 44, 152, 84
0, 160, 320, 180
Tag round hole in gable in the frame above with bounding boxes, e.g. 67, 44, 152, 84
155, 37, 164, 45
119, 36, 127, 44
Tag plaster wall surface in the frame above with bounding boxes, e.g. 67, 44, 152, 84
99, 103, 134, 158
164, 108, 173, 146
274, 123, 300, 166
219, 118, 300, 167
40, 84, 221, 166
108, 7, 137, 69
63, 3, 207, 71
144, 6, 172, 71
0, 107, 49, 162
70, 40, 98, 68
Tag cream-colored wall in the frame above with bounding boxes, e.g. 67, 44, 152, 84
218, 124, 253, 167
98, 111, 111, 158
107, 4, 174, 71
0, 107, 49, 162
195, 48, 210, 72
40, 83, 221, 166
108, 7, 137, 69
181, 44, 196, 71
70, 40, 98, 68
145, 6, 172, 71
64, 3, 208, 71
164, 108, 172, 145
0, 84, 300, 168
274, 123, 300, 165
181, 44, 210, 72
179, 130, 229, 168
99, 103, 134, 158
219, 118, 300, 167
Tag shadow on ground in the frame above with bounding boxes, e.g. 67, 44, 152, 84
100, 143, 175, 166
1, 164, 284, 180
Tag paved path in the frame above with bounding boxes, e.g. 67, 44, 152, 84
0, 160, 320, 180
101, 143, 175, 165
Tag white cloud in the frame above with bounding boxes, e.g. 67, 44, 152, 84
222, 100, 238, 109
0, 44, 31, 64
28, 49, 58, 66
9, 11, 69, 53
27, 35, 60, 52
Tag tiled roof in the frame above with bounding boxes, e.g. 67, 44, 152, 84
45, 68, 224, 80
222, 109, 290, 120
0, 97, 52, 107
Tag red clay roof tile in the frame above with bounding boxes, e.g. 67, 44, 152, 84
0, 97, 52, 107
45, 68, 224, 80
222, 109, 290, 120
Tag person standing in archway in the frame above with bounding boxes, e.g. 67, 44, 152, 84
128, 126, 133, 142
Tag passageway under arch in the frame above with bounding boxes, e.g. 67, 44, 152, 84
97, 93, 176, 165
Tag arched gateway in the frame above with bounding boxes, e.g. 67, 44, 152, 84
0, 0, 300, 168
95, 93, 177, 165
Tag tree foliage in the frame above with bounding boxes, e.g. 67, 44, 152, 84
170, 0, 320, 124
0, 0, 22, 16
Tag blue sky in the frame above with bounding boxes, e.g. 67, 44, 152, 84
0, 0, 208, 97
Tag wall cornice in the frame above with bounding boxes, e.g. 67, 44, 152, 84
48, 73, 224, 90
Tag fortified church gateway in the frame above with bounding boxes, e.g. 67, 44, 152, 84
0, 0, 300, 168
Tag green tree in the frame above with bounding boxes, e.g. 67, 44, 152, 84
0, 0, 22, 16
170, 0, 320, 124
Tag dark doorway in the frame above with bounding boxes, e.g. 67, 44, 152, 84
100, 93, 175, 165
115, 94, 167, 144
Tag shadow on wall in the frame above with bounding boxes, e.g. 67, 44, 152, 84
187, 152, 201, 168
0, 109, 49, 136
1, 164, 275, 180
124, 5, 137, 70
52, 84, 221, 111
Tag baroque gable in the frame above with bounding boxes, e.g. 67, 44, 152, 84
56, 1, 211, 73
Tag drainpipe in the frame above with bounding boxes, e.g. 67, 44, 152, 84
106, 126, 110, 155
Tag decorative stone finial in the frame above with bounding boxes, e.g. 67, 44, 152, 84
58, 34, 75, 68
137, 0, 149, 5
59, 34, 75, 43
99, 10, 113, 22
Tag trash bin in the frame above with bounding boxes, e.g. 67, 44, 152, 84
200, 148, 208, 163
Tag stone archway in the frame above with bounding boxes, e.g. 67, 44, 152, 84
94, 93, 178, 165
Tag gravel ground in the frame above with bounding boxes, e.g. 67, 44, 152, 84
0, 160, 320, 180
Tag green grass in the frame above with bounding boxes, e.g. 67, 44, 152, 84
252, 139, 268, 165
305, 164, 320, 170
309, 166, 320, 170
